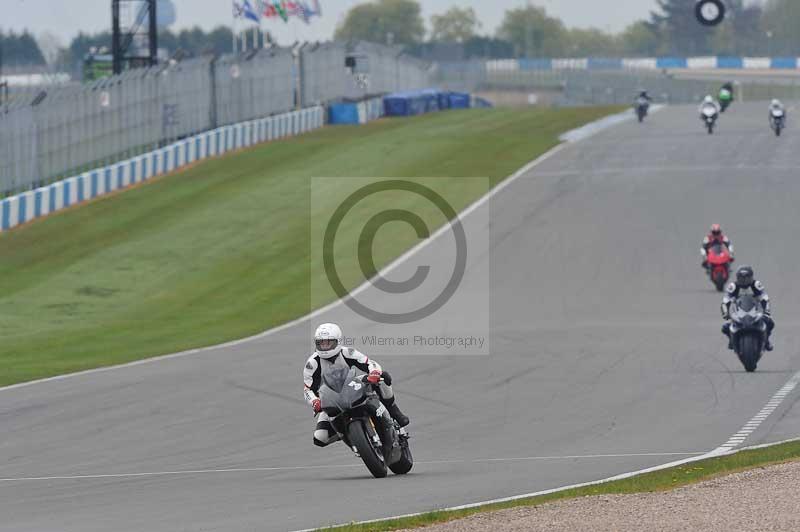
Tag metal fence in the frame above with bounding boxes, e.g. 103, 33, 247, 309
298, 41, 431, 106
433, 60, 800, 107
0, 41, 432, 197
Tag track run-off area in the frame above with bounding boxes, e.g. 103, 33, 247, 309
2, 102, 800, 531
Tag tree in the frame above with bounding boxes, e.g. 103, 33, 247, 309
497, 5, 566, 58
0, 30, 47, 67
649, 0, 713, 55
763, 0, 800, 55
566, 28, 620, 57
430, 7, 480, 43
711, 0, 764, 55
463, 37, 514, 59
334, 0, 425, 47
620, 21, 660, 56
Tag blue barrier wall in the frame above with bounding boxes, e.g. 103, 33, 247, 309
771, 57, 798, 69
384, 90, 439, 116
328, 104, 360, 124
477, 56, 800, 71
717, 56, 744, 69
656, 57, 689, 69
328, 97, 386, 125
448, 92, 471, 109
383, 90, 475, 117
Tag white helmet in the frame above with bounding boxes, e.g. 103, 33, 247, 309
314, 323, 343, 359
771, 99, 781, 108
703, 95, 714, 104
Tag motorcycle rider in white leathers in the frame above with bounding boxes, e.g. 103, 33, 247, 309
303, 323, 410, 447
721, 265, 775, 352
769, 99, 787, 124
699, 95, 720, 118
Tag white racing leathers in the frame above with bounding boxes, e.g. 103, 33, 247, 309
699, 102, 719, 119
303, 347, 394, 446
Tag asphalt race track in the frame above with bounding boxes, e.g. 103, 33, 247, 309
2, 102, 800, 531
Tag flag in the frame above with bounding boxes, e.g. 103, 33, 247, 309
260, 0, 322, 23
272, 0, 289, 22
233, 0, 261, 23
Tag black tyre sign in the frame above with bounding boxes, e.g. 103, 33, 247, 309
696, 0, 726, 26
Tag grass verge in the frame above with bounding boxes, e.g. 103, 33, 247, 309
319, 439, 800, 531
0, 106, 621, 386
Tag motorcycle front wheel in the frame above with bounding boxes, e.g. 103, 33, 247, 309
737, 333, 761, 372
347, 419, 387, 478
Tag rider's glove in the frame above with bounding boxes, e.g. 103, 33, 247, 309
367, 370, 382, 384
311, 398, 322, 414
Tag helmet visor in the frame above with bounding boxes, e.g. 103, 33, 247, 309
316, 339, 338, 352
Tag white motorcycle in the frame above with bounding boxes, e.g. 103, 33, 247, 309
701, 105, 719, 134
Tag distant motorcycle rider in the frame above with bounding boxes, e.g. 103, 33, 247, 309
769, 99, 786, 123
718, 82, 734, 111
303, 323, 410, 448
701, 223, 734, 269
636, 90, 653, 103
699, 95, 719, 117
721, 266, 774, 351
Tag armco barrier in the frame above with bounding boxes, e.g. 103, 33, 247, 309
0, 106, 324, 232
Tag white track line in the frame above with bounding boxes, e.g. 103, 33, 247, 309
712, 370, 800, 453
292, 371, 800, 532
530, 165, 800, 177
0, 452, 703, 484
0, 109, 641, 394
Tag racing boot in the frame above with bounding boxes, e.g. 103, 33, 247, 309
765, 316, 775, 351
722, 323, 733, 350
383, 396, 409, 427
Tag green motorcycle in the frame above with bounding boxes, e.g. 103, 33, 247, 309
719, 87, 733, 113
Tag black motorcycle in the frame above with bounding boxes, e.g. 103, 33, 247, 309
728, 294, 767, 372
318, 366, 413, 478
635, 98, 650, 123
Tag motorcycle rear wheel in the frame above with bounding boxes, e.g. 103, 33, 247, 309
737, 334, 761, 373
714, 277, 725, 291
348, 420, 388, 478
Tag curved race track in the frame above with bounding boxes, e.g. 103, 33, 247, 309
2, 102, 800, 532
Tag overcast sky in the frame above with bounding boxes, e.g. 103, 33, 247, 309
2, 0, 660, 46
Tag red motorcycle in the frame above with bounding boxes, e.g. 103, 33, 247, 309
706, 243, 732, 291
